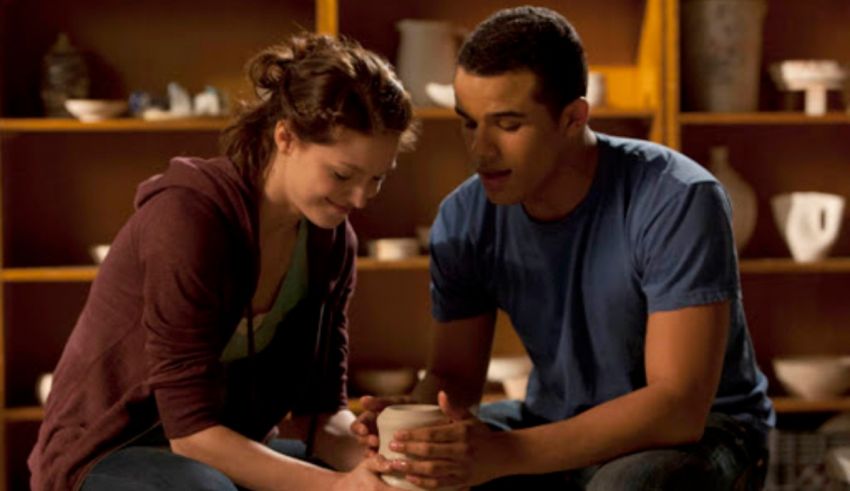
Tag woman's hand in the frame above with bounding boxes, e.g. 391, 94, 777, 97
331, 455, 397, 491
387, 392, 501, 489
350, 394, 414, 455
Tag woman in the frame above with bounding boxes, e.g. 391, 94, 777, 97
29, 32, 418, 491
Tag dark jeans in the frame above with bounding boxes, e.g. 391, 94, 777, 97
473, 400, 769, 491
80, 439, 309, 490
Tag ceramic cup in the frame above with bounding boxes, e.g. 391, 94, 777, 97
377, 404, 456, 491
771, 192, 845, 262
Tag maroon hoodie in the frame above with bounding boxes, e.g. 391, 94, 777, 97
28, 156, 355, 491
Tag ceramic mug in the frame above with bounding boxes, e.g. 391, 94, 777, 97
377, 404, 457, 491
771, 192, 845, 262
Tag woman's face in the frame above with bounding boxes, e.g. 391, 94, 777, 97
265, 124, 400, 229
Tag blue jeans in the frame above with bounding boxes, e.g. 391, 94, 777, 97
473, 400, 768, 491
81, 438, 309, 490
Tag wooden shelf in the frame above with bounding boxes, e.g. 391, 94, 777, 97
357, 256, 429, 271
739, 258, 850, 274
0, 259, 431, 282
5, 258, 849, 282
0, 117, 228, 133
3, 406, 45, 422
772, 397, 850, 414
679, 112, 850, 126
1, 267, 99, 282
414, 107, 656, 121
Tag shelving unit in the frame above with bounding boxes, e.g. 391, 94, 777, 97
666, 0, 850, 436
1, 0, 847, 488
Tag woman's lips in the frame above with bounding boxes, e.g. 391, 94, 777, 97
479, 169, 512, 190
327, 198, 351, 214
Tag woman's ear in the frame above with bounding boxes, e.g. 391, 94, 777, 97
559, 98, 589, 137
274, 120, 296, 154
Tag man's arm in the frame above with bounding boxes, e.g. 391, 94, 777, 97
413, 311, 498, 408
394, 301, 730, 487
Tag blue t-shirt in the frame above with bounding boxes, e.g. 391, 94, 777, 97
430, 133, 774, 435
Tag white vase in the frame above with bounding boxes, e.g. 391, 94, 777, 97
377, 404, 457, 491
396, 20, 459, 106
709, 146, 757, 254
771, 192, 845, 262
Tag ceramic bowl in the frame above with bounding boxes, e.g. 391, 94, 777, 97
770, 60, 847, 91
89, 244, 111, 264
350, 368, 418, 396
65, 99, 129, 122
827, 447, 850, 484
366, 238, 420, 261
486, 356, 533, 383
36, 372, 53, 405
772, 356, 850, 400
425, 82, 455, 108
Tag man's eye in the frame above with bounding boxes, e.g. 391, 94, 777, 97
499, 121, 521, 132
462, 120, 477, 130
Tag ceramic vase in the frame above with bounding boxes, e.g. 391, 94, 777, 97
377, 404, 457, 491
41, 33, 89, 117
396, 20, 459, 106
771, 192, 845, 262
709, 146, 757, 254
681, 0, 767, 112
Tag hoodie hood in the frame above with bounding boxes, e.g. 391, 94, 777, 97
134, 156, 258, 249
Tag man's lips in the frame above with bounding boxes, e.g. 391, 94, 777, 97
478, 169, 512, 188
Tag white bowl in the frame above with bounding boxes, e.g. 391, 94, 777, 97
65, 99, 129, 122
772, 356, 850, 400
350, 368, 418, 396
486, 356, 533, 383
425, 82, 455, 108
89, 244, 111, 264
770, 60, 847, 91
826, 447, 850, 484
366, 238, 420, 261
36, 372, 53, 405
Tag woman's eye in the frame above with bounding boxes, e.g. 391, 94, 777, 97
333, 171, 352, 181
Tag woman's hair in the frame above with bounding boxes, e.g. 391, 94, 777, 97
221, 32, 417, 185
458, 6, 587, 120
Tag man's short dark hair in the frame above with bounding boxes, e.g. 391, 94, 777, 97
457, 6, 587, 120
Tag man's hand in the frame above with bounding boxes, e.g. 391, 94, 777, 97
387, 391, 501, 489
350, 394, 414, 455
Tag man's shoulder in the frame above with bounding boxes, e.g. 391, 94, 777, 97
599, 132, 715, 189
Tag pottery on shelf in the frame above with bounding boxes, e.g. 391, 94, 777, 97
771, 192, 845, 263
41, 33, 90, 117
770, 60, 848, 116
708, 146, 757, 254
396, 19, 460, 106
681, 0, 767, 112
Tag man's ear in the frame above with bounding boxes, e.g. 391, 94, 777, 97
274, 120, 297, 154
558, 98, 590, 137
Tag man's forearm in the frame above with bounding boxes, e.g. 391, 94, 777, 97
484, 385, 710, 480
411, 370, 484, 409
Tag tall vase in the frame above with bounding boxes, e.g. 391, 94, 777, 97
709, 146, 757, 254
396, 20, 459, 106
681, 0, 767, 112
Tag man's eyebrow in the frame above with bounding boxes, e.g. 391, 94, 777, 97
454, 106, 527, 121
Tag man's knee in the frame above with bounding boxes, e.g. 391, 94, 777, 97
587, 448, 717, 491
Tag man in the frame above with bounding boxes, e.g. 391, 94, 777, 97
353, 6, 774, 490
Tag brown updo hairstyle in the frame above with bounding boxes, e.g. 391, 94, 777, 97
221, 32, 418, 185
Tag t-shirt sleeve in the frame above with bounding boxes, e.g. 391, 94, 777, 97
135, 189, 243, 439
429, 196, 496, 322
636, 181, 740, 313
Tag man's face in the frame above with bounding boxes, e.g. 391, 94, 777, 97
453, 67, 567, 205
